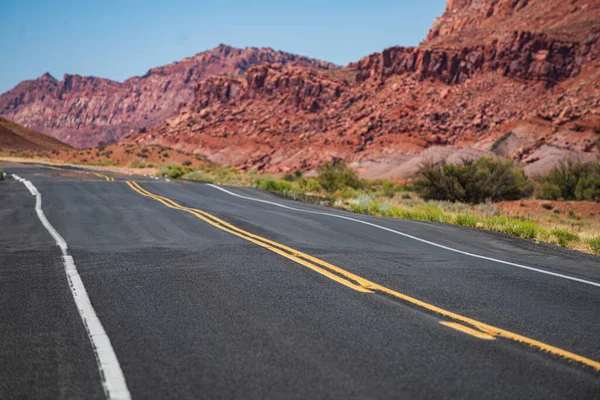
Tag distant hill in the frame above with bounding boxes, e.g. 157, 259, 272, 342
0, 45, 336, 148
0, 117, 71, 153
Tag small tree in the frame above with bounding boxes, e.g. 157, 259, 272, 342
536, 158, 600, 201
317, 161, 364, 193
415, 157, 533, 204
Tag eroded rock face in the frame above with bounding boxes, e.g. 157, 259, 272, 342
0, 45, 336, 148
357, 30, 599, 84
121, 1, 600, 176
424, 0, 600, 47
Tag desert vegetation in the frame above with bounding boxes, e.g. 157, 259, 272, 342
3, 149, 598, 254
155, 157, 599, 255
414, 158, 533, 203
535, 159, 600, 201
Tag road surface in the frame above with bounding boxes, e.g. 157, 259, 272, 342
1, 161, 599, 399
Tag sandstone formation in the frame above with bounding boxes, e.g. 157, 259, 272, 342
0, 45, 335, 148
123, 0, 600, 176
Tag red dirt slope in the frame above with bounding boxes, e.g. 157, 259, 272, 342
0, 117, 71, 154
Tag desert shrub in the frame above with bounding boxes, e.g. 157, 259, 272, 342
588, 237, 600, 254
283, 173, 296, 182
575, 173, 600, 201
338, 187, 360, 199
182, 160, 192, 167
550, 228, 579, 247
298, 177, 322, 193
454, 214, 480, 227
414, 157, 533, 204
317, 160, 364, 193
158, 164, 193, 179
141, 148, 149, 154
482, 217, 539, 239
536, 158, 600, 201
163, 153, 170, 158
257, 178, 293, 192
381, 180, 397, 198
136, 152, 148, 159
129, 158, 153, 168
183, 171, 215, 183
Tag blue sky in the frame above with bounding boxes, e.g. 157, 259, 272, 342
0, 0, 446, 93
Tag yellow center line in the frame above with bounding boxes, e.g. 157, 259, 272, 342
126, 181, 371, 293
125, 180, 600, 371
93, 172, 113, 181
440, 321, 496, 340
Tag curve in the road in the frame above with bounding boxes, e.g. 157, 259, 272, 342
207, 184, 600, 289
128, 180, 600, 372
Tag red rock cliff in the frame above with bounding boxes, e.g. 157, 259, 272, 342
0, 45, 336, 148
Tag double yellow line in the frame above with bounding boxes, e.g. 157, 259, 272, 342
126, 180, 600, 371
93, 172, 114, 181
127, 180, 370, 292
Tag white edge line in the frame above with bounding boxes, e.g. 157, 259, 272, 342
13, 174, 131, 400
207, 184, 600, 289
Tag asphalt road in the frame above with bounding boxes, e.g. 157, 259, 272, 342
1, 161, 599, 399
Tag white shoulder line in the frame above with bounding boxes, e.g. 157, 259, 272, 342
13, 174, 131, 400
207, 184, 600, 289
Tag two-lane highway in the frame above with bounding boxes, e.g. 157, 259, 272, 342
1, 161, 599, 399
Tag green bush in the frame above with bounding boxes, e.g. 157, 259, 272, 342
183, 171, 215, 183
158, 164, 194, 179
536, 158, 600, 201
415, 157, 533, 204
550, 228, 580, 247
381, 180, 397, 198
454, 214, 479, 227
298, 177, 322, 193
129, 158, 152, 168
317, 161, 364, 193
588, 237, 600, 254
484, 217, 539, 239
257, 178, 293, 192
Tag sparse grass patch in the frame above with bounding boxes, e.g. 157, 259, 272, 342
256, 177, 293, 192
550, 229, 580, 247
158, 164, 194, 179
483, 217, 539, 239
129, 158, 155, 168
588, 237, 600, 254
182, 170, 215, 183
454, 214, 480, 227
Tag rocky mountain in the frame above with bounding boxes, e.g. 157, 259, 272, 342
424, 0, 600, 48
0, 45, 336, 148
0, 117, 71, 154
124, 0, 600, 177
